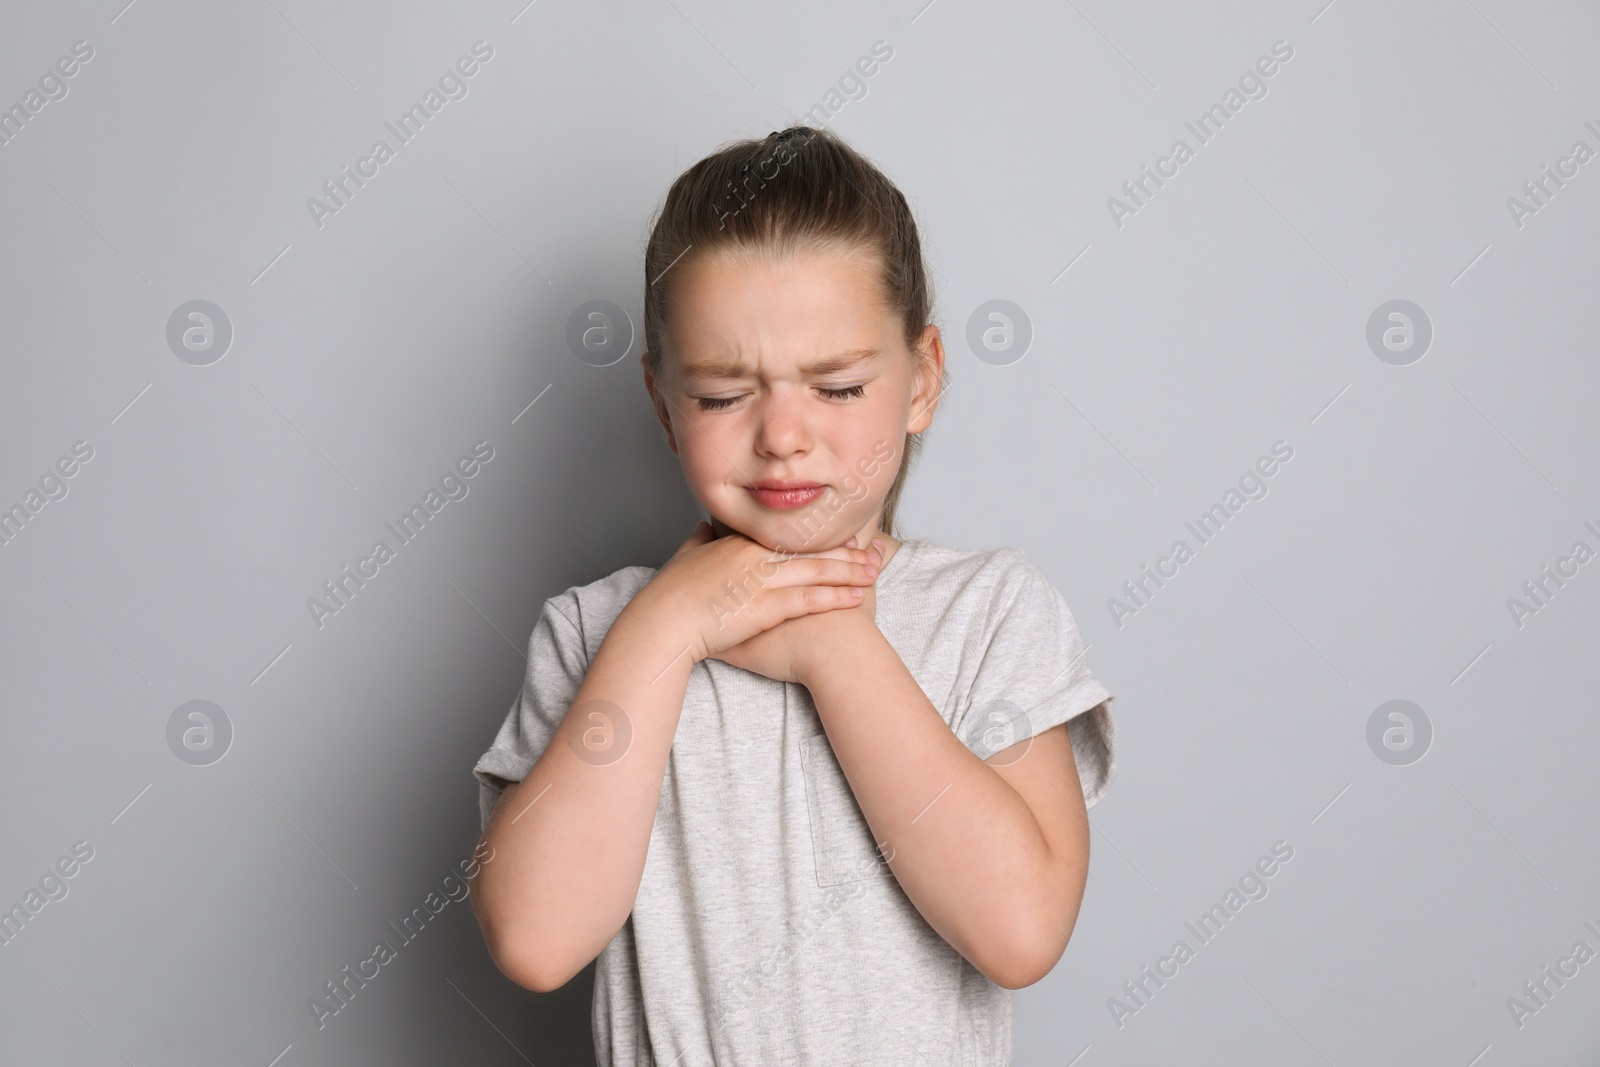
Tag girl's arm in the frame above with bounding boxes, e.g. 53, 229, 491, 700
796, 614, 1091, 990
469, 527, 878, 993
469, 588, 697, 993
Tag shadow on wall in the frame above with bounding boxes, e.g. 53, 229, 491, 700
368, 301, 700, 1060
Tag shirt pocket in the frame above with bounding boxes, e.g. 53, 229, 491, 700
800, 732, 892, 888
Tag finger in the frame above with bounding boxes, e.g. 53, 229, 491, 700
770, 543, 877, 568
764, 555, 879, 588
764, 582, 867, 623
671, 520, 715, 558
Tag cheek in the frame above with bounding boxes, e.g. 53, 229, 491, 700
839, 395, 901, 460
676, 416, 737, 481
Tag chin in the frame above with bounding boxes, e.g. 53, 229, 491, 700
722, 518, 793, 553
710, 511, 828, 555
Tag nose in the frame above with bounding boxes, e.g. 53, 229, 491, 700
752, 384, 812, 459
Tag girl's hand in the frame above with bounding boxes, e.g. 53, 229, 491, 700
634, 521, 879, 669
713, 536, 883, 684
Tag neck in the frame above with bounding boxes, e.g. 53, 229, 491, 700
708, 514, 901, 567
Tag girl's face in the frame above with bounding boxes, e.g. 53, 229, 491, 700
644, 244, 943, 554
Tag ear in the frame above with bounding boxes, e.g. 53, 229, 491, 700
907, 325, 945, 435
641, 351, 680, 456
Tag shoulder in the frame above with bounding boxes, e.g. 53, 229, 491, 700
898, 537, 1054, 601
893, 537, 1081, 639
542, 562, 659, 654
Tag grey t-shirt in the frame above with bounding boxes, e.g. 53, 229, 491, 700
473, 536, 1117, 1066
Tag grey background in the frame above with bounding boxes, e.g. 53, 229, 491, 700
1, 0, 1596, 1063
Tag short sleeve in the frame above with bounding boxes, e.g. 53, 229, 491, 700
471, 596, 590, 833
954, 556, 1118, 809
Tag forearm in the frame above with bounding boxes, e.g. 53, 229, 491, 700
472, 592, 693, 991
800, 622, 1067, 986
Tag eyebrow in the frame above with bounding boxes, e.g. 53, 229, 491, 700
679, 348, 879, 380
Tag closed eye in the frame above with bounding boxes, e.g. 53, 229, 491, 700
694, 383, 865, 411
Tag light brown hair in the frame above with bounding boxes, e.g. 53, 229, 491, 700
641, 125, 944, 539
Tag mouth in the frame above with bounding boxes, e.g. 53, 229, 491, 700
747, 480, 827, 510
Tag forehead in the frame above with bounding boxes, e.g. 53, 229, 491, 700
663, 245, 894, 373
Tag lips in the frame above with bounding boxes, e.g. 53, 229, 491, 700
747, 480, 827, 510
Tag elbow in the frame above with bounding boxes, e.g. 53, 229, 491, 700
473, 895, 580, 994
986, 841, 1090, 989
982, 939, 1063, 991
471, 873, 609, 993
484, 931, 579, 994
511, 960, 577, 995
979, 892, 1081, 990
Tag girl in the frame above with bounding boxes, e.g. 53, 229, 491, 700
470, 125, 1117, 1066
